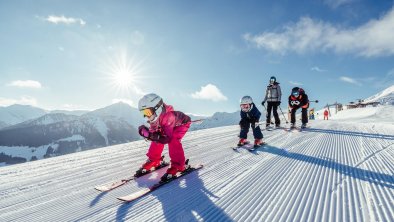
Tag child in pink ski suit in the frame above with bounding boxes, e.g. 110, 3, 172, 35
138, 93, 191, 180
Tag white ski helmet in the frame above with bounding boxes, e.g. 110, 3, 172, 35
138, 93, 164, 121
240, 96, 253, 104
240, 96, 253, 112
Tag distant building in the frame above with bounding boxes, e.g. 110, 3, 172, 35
346, 101, 380, 109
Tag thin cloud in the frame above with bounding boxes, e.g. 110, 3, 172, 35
324, 0, 355, 9
244, 7, 394, 57
311, 66, 327, 72
340, 76, 362, 86
191, 84, 228, 102
0, 96, 38, 107
8, 80, 42, 89
289, 81, 303, 86
45, 15, 86, 26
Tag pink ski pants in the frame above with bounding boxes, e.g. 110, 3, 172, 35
146, 123, 190, 169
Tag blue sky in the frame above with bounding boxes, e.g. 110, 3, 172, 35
1, 0, 393, 115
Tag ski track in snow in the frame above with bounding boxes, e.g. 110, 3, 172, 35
0, 119, 393, 221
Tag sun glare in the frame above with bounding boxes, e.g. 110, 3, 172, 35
102, 50, 146, 95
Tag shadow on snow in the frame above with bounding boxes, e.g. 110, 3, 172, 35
263, 145, 394, 190
303, 127, 394, 140
115, 171, 233, 222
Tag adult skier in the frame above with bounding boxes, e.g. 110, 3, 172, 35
324, 109, 329, 120
137, 93, 191, 181
261, 76, 282, 128
288, 87, 309, 129
238, 96, 264, 147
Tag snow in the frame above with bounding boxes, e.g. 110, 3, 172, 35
364, 85, 394, 105
0, 144, 58, 161
0, 105, 393, 221
57, 134, 85, 142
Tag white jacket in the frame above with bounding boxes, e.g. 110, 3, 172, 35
263, 83, 282, 102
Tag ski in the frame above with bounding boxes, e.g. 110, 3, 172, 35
94, 161, 169, 192
284, 127, 298, 132
232, 141, 250, 151
117, 164, 203, 202
248, 142, 267, 151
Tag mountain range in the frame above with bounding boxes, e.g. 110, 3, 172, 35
1, 85, 393, 166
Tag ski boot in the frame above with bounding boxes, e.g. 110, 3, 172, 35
301, 123, 307, 129
135, 156, 166, 176
237, 138, 248, 147
160, 160, 189, 182
254, 139, 264, 148
275, 124, 281, 129
290, 123, 296, 129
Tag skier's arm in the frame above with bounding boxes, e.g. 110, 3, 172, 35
301, 94, 309, 108
262, 87, 268, 104
151, 113, 176, 144
252, 106, 261, 121
277, 84, 282, 102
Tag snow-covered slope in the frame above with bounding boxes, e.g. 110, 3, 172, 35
0, 106, 393, 221
364, 84, 394, 105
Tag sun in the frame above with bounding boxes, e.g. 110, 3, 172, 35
102, 50, 146, 95
112, 64, 135, 89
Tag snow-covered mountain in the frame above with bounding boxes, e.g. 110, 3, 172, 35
364, 84, 394, 105
0, 104, 393, 221
0, 104, 47, 127
0, 103, 144, 165
189, 111, 239, 131
87, 102, 145, 126
50, 109, 89, 116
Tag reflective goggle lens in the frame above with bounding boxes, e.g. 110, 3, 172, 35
292, 92, 299, 96
141, 108, 154, 117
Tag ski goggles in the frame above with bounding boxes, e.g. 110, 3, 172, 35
140, 108, 155, 118
292, 91, 299, 97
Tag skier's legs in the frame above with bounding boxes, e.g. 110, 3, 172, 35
168, 123, 190, 169
301, 108, 308, 124
239, 121, 250, 139
290, 107, 299, 124
147, 142, 165, 161
272, 103, 280, 125
251, 123, 263, 139
266, 102, 273, 125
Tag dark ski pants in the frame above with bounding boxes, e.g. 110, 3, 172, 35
239, 121, 263, 139
290, 107, 308, 124
266, 102, 280, 126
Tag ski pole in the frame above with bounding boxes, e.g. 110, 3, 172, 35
191, 119, 205, 123
309, 100, 319, 103
278, 105, 289, 124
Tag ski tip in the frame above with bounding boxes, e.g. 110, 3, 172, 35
95, 186, 110, 192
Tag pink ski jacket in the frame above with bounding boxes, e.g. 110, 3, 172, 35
149, 104, 191, 144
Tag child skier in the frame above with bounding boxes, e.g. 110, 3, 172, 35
262, 76, 282, 128
288, 87, 309, 129
238, 96, 264, 147
137, 93, 191, 181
